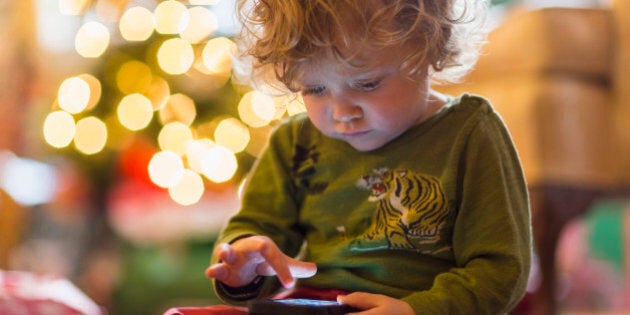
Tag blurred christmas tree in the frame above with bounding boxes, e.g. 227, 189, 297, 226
42, 0, 306, 208
38, 1, 307, 313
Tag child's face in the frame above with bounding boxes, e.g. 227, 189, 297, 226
295, 50, 440, 152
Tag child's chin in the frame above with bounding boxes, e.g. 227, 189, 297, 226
347, 140, 386, 152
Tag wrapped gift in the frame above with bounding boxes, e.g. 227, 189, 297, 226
0, 270, 103, 315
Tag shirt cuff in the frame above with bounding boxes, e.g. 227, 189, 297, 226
216, 276, 265, 301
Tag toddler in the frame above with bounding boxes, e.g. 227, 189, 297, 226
205, 0, 532, 314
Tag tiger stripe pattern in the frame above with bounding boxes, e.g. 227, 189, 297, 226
353, 168, 451, 252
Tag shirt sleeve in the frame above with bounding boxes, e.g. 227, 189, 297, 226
402, 110, 532, 314
211, 121, 307, 305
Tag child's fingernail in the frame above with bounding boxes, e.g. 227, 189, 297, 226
283, 278, 295, 288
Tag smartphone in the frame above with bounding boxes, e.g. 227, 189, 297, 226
248, 298, 360, 315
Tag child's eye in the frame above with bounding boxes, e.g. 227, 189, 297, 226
353, 79, 382, 91
301, 86, 326, 96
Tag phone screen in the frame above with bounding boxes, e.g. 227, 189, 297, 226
248, 298, 359, 315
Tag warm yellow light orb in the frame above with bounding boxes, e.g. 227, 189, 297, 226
168, 169, 205, 206
158, 122, 193, 155
147, 76, 171, 110
117, 60, 153, 94
238, 91, 276, 127
57, 76, 90, 114
148, 150, 185, 188
287, 94, 307, 116
271, 94, 306, 118
160, 93, 196, 125
117, 93, 154, 131
180, 6, 218, 44
185, 138, 215, 174
202, 37, 235, 76
43, 110, 76, 148
74, 116, 107, 155
157, 38, 195, 75
75, 21, 110, 58
119, 6, 155, 41
154, 0, 190, 35
77, 73, 102, 111
201, 145, 238, 183
214, 118, 250, 153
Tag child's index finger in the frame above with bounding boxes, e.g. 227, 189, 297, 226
288, 259, 317, 278
214, 243, 234, 263
259, 244, 295, 288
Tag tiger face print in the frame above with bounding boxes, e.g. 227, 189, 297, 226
351, 168, 451, 254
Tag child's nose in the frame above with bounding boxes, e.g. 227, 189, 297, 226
332, 97, 362, 122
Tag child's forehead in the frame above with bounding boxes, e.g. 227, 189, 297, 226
294, 51, 396, 83
295, 42, 408, 75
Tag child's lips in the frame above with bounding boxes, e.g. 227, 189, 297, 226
341, 130, 370, 137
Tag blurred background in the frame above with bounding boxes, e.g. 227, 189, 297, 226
0, 0, 627, 314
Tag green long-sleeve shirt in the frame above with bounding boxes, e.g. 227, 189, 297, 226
213, 94, 532, 314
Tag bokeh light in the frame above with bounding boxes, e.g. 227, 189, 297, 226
180, 6, 218, 44
117, 93, 154, 131
214, 117, 250, 153
147, 76, 171, 110
148, 150, 184, 188
57, 76, 90, 114
74, 116, 108, 155
158, 122, 193, 155
185, 138, 215, 174
201, 145, 238, 183
117, 60, 153, 94
43, 110, 76, 148
168, 169, 205, 206
75, 21, 110, 58
238, 90, 277, 127
42, 0, 285, 206
287, 95, 307, 115
119, 6, 155, 42
154, 0, 190, 35
160, 93, 196, 125
201, 37, 235, 76
157, 38, 195, 75
274, 93, 307, 117
0, 153, 58, 207
77, 73, 102, 111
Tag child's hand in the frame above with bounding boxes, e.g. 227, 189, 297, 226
337, 292, 415, 315
205, 235, 317, 289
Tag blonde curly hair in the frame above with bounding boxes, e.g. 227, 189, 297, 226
233, 0, 489, 93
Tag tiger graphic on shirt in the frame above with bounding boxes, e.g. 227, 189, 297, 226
350, 168, 452, 254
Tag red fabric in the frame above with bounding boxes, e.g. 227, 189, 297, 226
163, 287, 352, 315
163, 305, 248, 315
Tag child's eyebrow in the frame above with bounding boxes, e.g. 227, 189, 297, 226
350, 68, 392, 80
